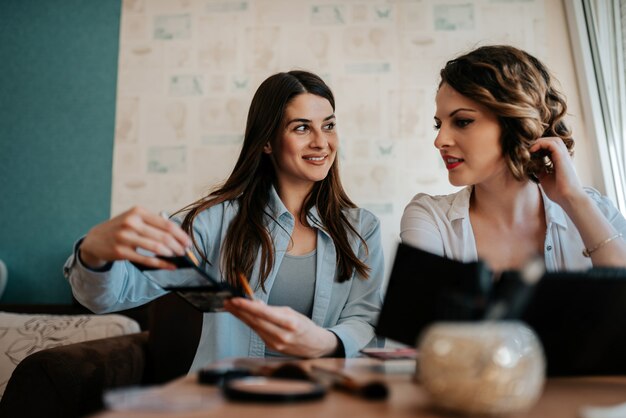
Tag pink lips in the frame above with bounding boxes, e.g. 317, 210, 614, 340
442, 155, 464, 170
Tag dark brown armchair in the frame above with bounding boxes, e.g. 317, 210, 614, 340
0, 293, 203, 418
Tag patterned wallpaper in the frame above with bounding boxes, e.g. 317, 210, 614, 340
113, 0, 550, 277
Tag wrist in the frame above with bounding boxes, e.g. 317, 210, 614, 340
78, 247, 108, 270
558, 189, 592, 214
326, 331, 345, 358
313, 329, 340, 358
583, 233, 623, 258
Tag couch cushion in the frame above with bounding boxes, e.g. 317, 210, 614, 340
0, 312, 140, 399
0, 332, 148, 418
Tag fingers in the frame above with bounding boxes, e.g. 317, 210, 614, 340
123, 223, 184, 257
528, 137, 574, 180
81, 206, 194, 266
224, 299, 302, 352
119, 249, 178, 270
226, 312, 291, 352
115, 207, 191, 256
227, 298, 299, 331
528, 137, 585, 206
228, 306, 287, 336
223, 299, 331, 357
529, 137, 569, 163
109, 226, 171, 257
141, 210, 192, 249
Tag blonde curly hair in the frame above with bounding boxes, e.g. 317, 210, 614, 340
439, 45, 574, 181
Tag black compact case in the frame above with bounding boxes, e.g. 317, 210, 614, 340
376, 243, 492, 347
222, 377, 326, 403
376, 243, 626, 376
132, 254, 244, 312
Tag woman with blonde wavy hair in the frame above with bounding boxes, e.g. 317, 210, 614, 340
401, 45, 626, 273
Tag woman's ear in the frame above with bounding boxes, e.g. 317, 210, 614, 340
263, 142, 272, 154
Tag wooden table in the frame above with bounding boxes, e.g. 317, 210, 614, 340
92, 358, 626, 418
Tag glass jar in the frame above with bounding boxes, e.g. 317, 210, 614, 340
418, 321, 545, 415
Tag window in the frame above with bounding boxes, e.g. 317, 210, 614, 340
565, 0, 626, 214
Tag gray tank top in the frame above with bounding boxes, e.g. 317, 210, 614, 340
265, 250, 317, 357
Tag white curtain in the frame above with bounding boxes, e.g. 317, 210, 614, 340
581, 0, 626, 213
566, 1, 626, 214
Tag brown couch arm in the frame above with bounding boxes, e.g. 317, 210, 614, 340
0, 331, 149, 418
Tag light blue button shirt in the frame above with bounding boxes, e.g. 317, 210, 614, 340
64, 187, 384, 370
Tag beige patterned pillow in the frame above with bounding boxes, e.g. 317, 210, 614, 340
0, 312, 140, 399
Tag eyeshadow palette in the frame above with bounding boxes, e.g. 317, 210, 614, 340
222, 377, 326, 402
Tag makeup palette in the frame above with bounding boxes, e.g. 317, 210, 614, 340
222, 376, 326, 402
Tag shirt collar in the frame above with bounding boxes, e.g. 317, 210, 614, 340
539, 185, 569, 229
445, 185, 569, 229
267, 185, 291, 219
447, 186, 472, 222
266, 185, 327, 235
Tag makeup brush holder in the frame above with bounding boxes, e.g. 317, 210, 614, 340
417, 321, 545, 415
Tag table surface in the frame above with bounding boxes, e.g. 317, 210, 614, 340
92, 358, 626, 418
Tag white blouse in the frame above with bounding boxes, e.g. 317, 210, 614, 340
400, 186, 626, 272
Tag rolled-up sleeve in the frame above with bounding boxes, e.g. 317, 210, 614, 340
63, 238, 166, 313
586, 187, 626, 236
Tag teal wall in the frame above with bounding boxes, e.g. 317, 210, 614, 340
0, 0, 121, 303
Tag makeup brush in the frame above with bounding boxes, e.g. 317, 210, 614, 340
309, 365, 389, 400
234, 361, 388, 400
484, 256, 545, 320
233, 359, 311, 381
238, 272, 255, 300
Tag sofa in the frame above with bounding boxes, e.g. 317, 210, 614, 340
0, 293, 202, 418
0, 309, 143, 399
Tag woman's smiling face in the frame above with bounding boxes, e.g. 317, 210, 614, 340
434, 83, 508, 187
264, 93, 337, 190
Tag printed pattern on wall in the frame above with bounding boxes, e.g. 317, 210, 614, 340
113, 0, 547, 275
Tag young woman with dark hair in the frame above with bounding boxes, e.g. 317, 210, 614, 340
401, 45, 626, 273
65, 71, 384, 369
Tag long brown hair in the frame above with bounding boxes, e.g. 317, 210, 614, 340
439, 45, 573, 181
176, 71, 369, 291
